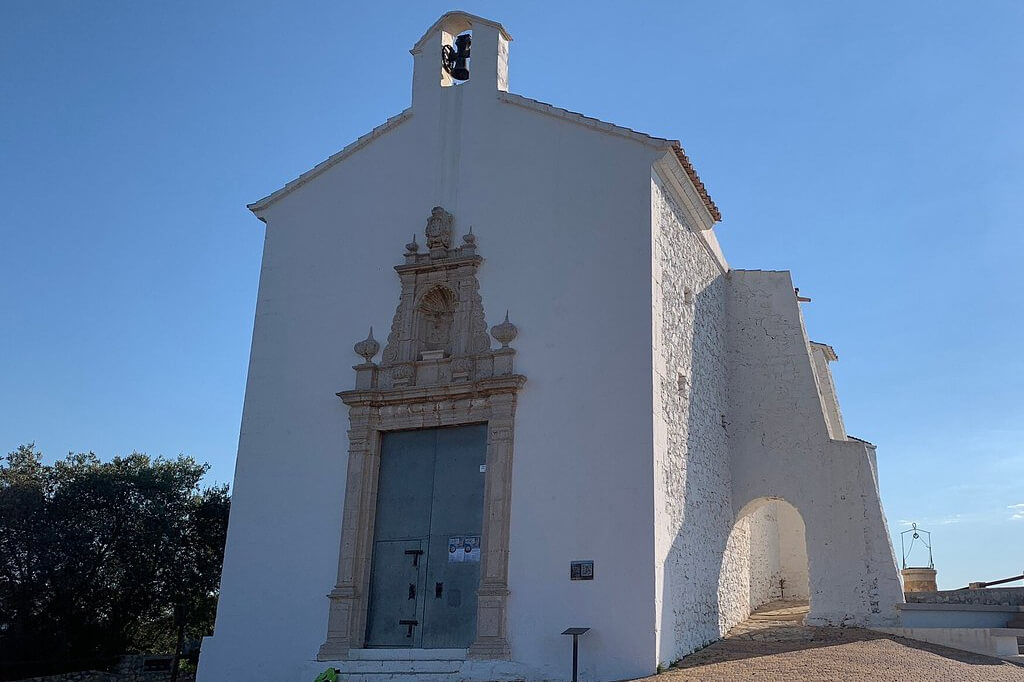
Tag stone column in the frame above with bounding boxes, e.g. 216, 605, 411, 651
318, 407, 380, 660
467, 392, 517, 660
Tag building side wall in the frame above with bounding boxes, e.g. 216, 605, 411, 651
650, 172, 732, 664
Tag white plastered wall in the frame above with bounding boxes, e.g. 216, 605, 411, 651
809, 343, 846, 439
724, 270, 904, 627
776, 501, 810, 601
201, 16, 670, 682
743, 505, 781, 608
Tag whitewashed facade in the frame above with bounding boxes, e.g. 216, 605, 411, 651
198, 12, 904, 682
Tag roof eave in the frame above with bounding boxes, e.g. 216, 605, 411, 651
247, 108, 413, 217
670, 144, 721, 223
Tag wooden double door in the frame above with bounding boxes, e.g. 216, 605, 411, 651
364, 424, 487, 648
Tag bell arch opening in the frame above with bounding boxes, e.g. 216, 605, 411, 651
717, 497, 810, 631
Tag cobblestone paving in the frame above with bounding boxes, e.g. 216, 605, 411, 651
640, 601, 1024, 681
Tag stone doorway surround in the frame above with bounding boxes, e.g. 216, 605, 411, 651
317, 208, 525, 662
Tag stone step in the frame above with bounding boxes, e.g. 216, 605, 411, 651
332, 648, 470, 678
346, 648, 467, 661
337, 659, 464, 675
327, 669, 463, 682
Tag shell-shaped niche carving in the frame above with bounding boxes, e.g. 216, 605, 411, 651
416, 286, 457, 357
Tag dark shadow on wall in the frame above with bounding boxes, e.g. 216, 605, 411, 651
656, 272, 732, 661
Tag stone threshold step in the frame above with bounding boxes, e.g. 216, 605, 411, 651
337, 661, 462, 674
346, 648, 467, 661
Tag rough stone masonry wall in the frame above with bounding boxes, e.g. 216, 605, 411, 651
651, 173, 733, 663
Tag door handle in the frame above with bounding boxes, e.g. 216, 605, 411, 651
435, 582, 443, 599
408, 583, 416, 600
404, 549, 424, 567
399, 619, 418, 638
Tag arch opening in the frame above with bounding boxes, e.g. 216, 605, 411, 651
718, 498, 810, 631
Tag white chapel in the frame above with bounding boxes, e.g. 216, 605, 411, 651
198, 12, 904, 682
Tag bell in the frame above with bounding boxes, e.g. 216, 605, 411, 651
446, 33, 471, 81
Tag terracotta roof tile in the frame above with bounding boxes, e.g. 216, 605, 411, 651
672, 144, 721, 222
501, 93, 722, 224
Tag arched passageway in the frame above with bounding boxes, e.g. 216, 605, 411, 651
717, 498, 810, 632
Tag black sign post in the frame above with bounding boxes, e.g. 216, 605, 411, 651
561, 627, 590, 682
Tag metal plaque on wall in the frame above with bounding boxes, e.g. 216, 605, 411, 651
570, 561, 594, 581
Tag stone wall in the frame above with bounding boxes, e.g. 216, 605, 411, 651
906, 587, 1024, 606
651, 171, 732, 664
14, 674, 115, 682
15, 671, 193, 675
14, 658, 195, 682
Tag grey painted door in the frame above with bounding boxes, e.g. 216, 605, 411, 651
365, 424, 487, 648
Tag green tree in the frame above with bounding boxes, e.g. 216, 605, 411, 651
0, 444, 229, 674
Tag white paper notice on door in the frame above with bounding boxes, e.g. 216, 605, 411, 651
448, 535, 481, 562
448, 536, 465, 562
463, 535, 481, 562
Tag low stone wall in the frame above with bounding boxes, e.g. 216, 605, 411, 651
906, 587, 1024, 606
12, 655, 196, 682
14, 674, 116, 682
14, 673, 195, 682
873, 626, 1023, 659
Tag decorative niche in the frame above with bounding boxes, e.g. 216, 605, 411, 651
415, 285, 456, 359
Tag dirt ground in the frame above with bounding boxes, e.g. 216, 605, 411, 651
634, 601, 1024, 682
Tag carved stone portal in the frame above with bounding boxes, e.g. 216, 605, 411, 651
318, 207, 524, 661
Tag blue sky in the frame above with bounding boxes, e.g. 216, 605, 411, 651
2, 1, 1021, 590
